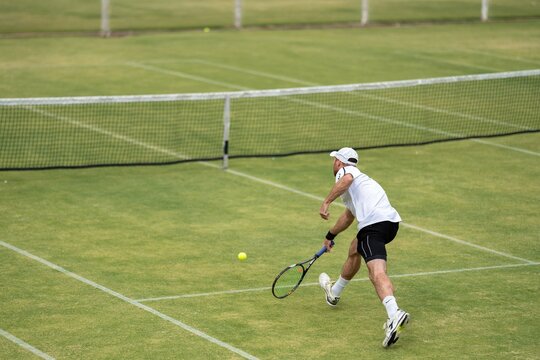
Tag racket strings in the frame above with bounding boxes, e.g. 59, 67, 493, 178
272, 264, 305, 298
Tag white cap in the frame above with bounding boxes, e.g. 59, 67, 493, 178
330, 147, 359, 166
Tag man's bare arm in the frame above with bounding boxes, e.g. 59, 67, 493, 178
319, 174, 354, 220
331, 208, 355, 234
323, 209, 355, 251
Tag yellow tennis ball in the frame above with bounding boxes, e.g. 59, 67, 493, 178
203, 27, 210, 33
237, 252, 247, 261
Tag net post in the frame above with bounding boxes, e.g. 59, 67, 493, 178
234, 0, 242, 30
361, 0, 369, 26
101, 0, 111, 37
222, 96, 231, 170
481, 0, 489, 22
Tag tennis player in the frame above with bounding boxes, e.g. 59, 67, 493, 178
318, 147, 409, 348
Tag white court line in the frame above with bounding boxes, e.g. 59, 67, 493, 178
223, 168, 537, 265
126, 61, 473, 142
401, 223, 536, 264
0, 241, 259, 360
189, 59, 319, 86
26, 100, 537, 265
191, 59, 532, 131
189, 59, 540, 156
130, 63, 488, 143
24, 107, 190, 160
392, 50, 504, 72
136, 262, 539, 302
458, 49, 540, 67
126, 62, 249, 91
0, 328, 55, 360
359, 93, 532, 131
472, 138, 540, 157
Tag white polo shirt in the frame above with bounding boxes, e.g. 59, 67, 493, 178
336, 166, 401, 231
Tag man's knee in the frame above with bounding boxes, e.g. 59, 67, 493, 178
367, 260, 387, 282
368, 268, 384, 282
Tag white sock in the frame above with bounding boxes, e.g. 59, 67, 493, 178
331, 276, 349, 297
382, 295, 399, 319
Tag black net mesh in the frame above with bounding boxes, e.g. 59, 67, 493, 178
1, 72, 538, 170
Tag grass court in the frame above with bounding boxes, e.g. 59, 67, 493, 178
1, 16, 539, 360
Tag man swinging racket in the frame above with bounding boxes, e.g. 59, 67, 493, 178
318, 147, 410, 348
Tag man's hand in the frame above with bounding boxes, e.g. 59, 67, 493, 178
319, 202, 330, 220
322, 239, 334, 252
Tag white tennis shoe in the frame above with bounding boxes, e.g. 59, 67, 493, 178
318, 273, 340, 307
382, 309, 410, 348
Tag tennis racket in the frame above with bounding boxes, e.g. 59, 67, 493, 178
271, 240, 334, 299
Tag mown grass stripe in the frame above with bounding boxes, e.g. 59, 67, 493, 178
136, 262, 539, 302
187, 58, 539, 155
0, 240, 259, 360
0, 328, 55, 360
24, 105, 536, 265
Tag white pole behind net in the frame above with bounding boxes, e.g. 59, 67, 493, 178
361, 0, 369, 26
101, 0, 111, 37
235, 0, 242, 29
481, 0, 489, 22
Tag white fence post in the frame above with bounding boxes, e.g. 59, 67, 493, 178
223, 96, 231, 170
235, 0, 242, 29
361, 0, 369, 26
481, 0, 489, 22
101, 0, 111, 37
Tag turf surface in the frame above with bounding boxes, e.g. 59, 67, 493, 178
1, 19, 539, 359
1, 133, 538, 359
1, 0, 538, 34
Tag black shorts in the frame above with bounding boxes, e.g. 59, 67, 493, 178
356, 221, 399, 262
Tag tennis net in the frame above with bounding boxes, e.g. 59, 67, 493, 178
1, 69, 539, 170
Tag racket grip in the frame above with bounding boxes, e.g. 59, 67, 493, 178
316, 240, 334, 257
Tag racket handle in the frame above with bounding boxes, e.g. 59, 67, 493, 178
315, 240, 334, 257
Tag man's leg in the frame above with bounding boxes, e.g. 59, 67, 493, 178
329, 238, 361, 297
366, 259, 409, 347
367, 259, 401, 319
366, 259, 393, 301
341, 238, 362, 280
319, 238, 360, 305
